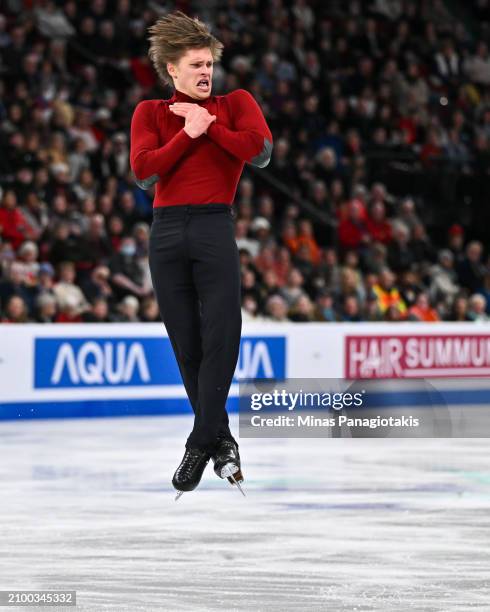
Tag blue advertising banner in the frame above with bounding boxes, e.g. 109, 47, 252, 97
33, 336, 287, 389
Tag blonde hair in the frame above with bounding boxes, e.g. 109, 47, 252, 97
148, 11, 224, 87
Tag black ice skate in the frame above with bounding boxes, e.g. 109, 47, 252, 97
172, 447, 211, 500
212, 439, 245, 496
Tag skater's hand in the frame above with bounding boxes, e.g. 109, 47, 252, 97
169, 103, 216, 139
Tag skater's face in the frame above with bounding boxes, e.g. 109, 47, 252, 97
168, 48, 213, 100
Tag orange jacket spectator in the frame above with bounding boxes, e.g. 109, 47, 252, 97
408, 293, 440, 322
282, 223, 299, 254
295, 234, 321, 264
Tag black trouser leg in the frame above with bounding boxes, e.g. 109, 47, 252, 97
149, 205, 241, 454
186, 206, 242, 451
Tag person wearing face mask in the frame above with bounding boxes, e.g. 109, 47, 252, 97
130, 11, 273, 499
109, 236, 148, 300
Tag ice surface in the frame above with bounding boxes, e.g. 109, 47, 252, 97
0, 414, 489, 611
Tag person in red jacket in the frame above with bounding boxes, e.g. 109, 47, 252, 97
130, 11, 273, 499
366, 201, 393, 245
0, 189, 30, 250
338, 198, 370, 252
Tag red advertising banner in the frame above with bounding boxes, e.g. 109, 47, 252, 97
345, 334, 490, 379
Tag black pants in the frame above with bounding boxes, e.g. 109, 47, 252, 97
149, 204, 242, 454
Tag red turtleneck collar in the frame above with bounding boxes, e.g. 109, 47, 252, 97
170, 89, 212, 105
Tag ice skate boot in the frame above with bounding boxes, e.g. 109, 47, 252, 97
172, 447, 210, 500
212, 439, 245, 496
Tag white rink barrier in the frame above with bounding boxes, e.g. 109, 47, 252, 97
1, 322, 490, 419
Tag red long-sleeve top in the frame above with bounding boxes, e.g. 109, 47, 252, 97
0, 207, 29, 249
130, 88, 273, 207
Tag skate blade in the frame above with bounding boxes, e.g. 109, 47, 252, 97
175, 490, 184, 501
222, 465, 246, 497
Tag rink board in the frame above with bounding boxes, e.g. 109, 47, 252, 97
1, 322, 490, 420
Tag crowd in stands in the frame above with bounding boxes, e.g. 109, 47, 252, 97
1, 0, 490, 323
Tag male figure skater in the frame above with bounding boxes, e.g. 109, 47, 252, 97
130, 11, 273, 498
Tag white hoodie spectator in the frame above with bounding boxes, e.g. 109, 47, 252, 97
464, 41, 490, 86
467, 294, 489, 322
53, 261, 89, 313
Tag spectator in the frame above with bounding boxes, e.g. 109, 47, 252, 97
433, 38, 461, 91
235, 219, 259, 257
335, 267, 365, 307
82, 296, 112, 322
339, 295, 362, 322
35, 293, 57, 323
363, 294, 382, 322
255, 246, 275, 275
289, 294, 315, 322
429, 249, 460, 307
463, 41, 490, 87
338, 198, 370, 252
257, 195, 275, 224
81, 264, 113, 304
478, 272, 490, 315
241, 294, 262, 322
394, 198, 421, 233
0, 261, 34, 314
387, 221, 415, 273
467, 294, 489, 322
447, 223, 465, 264
409, 223, 436, 265
280, 268, 306, 307
16, 241, 40, 286
363, 242, 388, 275
107, 215, 125, 252
273, 247, 292, 287
109, 236, 148, 300
448, 294, 471, 322
37, 262, 56, 296
314, 291, 336, 322
250, 217, 274, 251
78, 213, 113, 273
259, 269, 281, 303
314, 247, 341, 292
54, 294, 83, 323
265, 294, 290, 322
53, 261, 89, 313
1, 294, 30, 323
0, 189, 29, 250
139, 296, 160, 322
241, 268, 262, 306
398, 270, 423, 309
373, 268, 407, 317
282, 222, 299, 255
48, 222, 80, 266
457, 241, 486, 293
408, 292, 440, 322
19, 192, 49, 241
384, 304, 404, 322
296, 219, 321, 265
366, 201, 392, 245
132, 222, 149, 258
116, 295, 140, 322
292, 243, 316, 286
